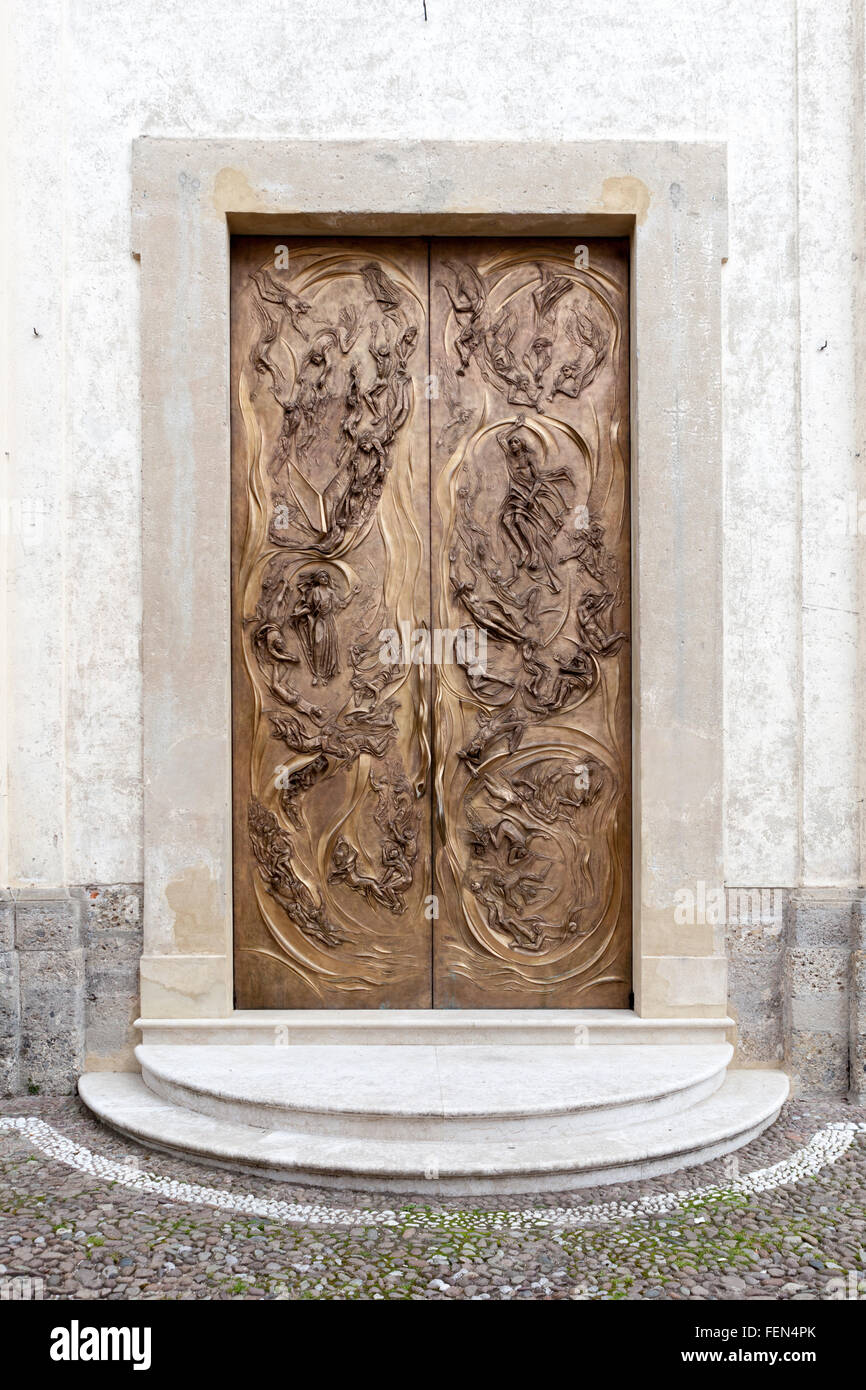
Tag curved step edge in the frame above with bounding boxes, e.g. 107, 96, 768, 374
78, 1069, 789, 1196
135, 1042, 733, 1142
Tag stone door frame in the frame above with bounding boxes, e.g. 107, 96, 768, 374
133, 138, 728, 1022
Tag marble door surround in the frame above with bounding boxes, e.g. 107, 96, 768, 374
134, 138, 728, 1025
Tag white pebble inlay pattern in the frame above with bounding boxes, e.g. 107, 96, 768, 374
1, 1117, 863, 1230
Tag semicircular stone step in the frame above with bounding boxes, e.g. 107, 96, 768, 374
78, 1068, 789, 1195
135, 1042, 733, 1142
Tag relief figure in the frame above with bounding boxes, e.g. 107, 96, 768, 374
497, 416, 572, 591
290, 570, 359, 684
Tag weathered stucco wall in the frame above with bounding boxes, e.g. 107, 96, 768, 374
2, 1, 864, 1091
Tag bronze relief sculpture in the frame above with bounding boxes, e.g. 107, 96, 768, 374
232, 239, 432, 1007
430, 240, 631, 1007
232, 237, 630, 1008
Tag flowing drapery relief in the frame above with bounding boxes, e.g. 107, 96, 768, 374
430, 240, 631, 1007
231, 240, 432, 1007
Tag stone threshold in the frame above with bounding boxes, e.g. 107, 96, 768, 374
137, 1010, 735, 1047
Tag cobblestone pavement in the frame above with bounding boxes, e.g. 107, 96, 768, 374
1, 1095, 865, 1301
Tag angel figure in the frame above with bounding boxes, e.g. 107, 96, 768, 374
550, 307, 609, 401
436, 260, 486, 374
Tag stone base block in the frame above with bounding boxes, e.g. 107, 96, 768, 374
0, 885, 142, 1096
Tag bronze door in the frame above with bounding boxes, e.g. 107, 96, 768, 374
231, 237, 631, 1009
231, 238, 433, 1008
429, 241, 631, 1007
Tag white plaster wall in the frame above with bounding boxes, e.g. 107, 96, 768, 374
3, 0, 862, 893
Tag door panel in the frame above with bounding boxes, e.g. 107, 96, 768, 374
231, 238, 433, 1008
429, 239, 632, 1007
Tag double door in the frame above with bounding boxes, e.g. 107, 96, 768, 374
231, 236, 631, 1007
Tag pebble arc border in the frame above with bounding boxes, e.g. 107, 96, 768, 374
1, 1117, 865, 1232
